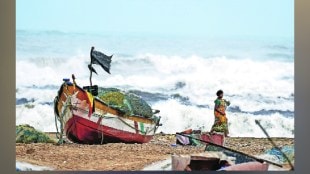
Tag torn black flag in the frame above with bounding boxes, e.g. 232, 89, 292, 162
90, 47, 112, 74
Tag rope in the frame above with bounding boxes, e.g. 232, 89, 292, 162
54, 93, 73, 145
54, 96, 61, 139
100, 119, 104, 144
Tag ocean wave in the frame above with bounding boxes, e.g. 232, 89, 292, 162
228, 106, 294, 117
152, 99, 294, 137
127, 89, 168, 103
15, 93, 294, 137
16, 98, 34, 105
16, 53, 294, 112
128, 88, 294, 117
268, 45, 291, 50
16, 86, 293, 117
16, 53, 294, 137
16, 104, 56, 132
266, 53, 293, 60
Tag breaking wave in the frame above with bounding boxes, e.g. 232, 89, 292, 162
16, 30, 294, 137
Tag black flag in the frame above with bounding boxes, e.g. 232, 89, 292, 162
88, 64, 98, 74
90, 46, 112, 74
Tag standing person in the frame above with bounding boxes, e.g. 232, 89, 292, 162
210, 90, 230, 137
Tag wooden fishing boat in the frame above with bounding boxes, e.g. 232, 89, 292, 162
53, 77, 161, 144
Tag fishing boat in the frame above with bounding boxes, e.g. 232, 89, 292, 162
53, 47, 161, 144
54, 78, 161, 144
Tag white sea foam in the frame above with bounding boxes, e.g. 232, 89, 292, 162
16, 54, 294, 137
16, 30, 294, 138
153, 99, 294, 138
16, 104, 56, 132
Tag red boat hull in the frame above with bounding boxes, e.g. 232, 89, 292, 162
65, 114, 153, 144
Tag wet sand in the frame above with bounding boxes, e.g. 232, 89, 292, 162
16, 133, 294, 171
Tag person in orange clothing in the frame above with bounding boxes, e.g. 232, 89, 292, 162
210, 90, 230, 137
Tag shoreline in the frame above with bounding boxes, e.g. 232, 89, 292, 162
16, 133, 294, 171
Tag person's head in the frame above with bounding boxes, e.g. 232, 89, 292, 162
216, 90, 224, 98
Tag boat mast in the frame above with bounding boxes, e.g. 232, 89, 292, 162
89, 65, 93, 86
89, 47, 94, 87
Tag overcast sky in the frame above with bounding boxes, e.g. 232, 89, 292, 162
16, 0, 294, 38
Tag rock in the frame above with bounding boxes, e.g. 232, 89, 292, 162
26, 148, 35, 154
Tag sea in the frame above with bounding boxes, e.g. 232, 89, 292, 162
16, 30, 294, 138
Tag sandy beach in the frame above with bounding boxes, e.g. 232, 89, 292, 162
16, 133, 294, 171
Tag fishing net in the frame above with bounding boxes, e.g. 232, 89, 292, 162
16, 124, 55, 143
265, 145, 294, 163
97, 87, 153, 118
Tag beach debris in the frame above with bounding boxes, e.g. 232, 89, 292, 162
255, 120, 294, 170
16, 124, 55, 143
177, 132, 283, 168
176, 129, 225, 147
